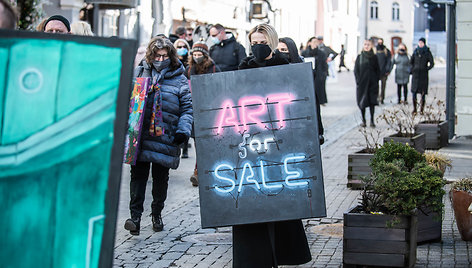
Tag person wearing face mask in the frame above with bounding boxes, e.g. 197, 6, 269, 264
184, 41, 220, 187
174, 39, 190, 69
124, 36, 193, 236
235, 24, 312, 268
278, 37, 325, 145
354, 39, 381, 127
410, 37, 434, 114
208, 23, 247, 72
393, 43, 411, 104
301, 37, 329, 105
375, 38, 393, 104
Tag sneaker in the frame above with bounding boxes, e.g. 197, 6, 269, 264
124, 217, 140, 235
152, 214, 164, 232
190, 174, 199, 187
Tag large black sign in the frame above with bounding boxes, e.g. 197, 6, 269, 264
191, 63, 326, 228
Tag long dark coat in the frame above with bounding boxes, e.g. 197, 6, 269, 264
354, 50, 380, 109
410, 46, 434, 95
301, 47, 328, 104
393, 53, 410, 85
235, 51, 312, 268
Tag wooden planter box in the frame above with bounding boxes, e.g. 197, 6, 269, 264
414, 121, 448, 150
417, 208, 442, 244
343, 206, 417, 267
347, 149, 374, 189
383, 132, 426, 154
450, 190, 472, 241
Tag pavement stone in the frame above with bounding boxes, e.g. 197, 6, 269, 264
113, 67, 472, 267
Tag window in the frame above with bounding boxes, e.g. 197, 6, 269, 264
370, 1, 378, 19
392, 2, 400, 21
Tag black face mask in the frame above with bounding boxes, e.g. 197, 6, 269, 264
399, 49, 406, 53
279, 51, 291, 62
251, 44, 272, 60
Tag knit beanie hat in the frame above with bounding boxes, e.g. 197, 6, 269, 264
44, 15, 71, 32
419, 37, 426, 44
191, 41, 209, 55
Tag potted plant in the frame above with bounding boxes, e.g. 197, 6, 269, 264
414, 98, 449, 149
380, 104, 426, 153
450, 178, 472, 241
343, 141, 446, 267
347, 126, 383, 189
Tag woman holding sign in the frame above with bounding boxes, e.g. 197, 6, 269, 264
124, 36, 193, 235
235, 24, 312, 268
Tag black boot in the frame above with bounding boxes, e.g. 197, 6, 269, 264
124, 217, 140, 235
152, 214, 164, 232
182, 142, 189, 158
412, 101, 417, 115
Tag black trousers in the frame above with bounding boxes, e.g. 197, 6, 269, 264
397, 84, 408, 102
129, 161, 170, 219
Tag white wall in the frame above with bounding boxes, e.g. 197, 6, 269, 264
456, 0, 472, 135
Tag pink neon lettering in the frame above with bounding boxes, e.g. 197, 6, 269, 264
267, 93, 295, 129
239, 96, 267, 132
216, 100, 241, 135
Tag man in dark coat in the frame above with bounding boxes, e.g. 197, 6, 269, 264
410, 37, 434, 114
375, 38, 392, 104
209, 23, 247, 72
317, 36, 338, 78
301, 37, 329, 105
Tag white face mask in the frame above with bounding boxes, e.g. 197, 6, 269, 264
210, 36, 221, 45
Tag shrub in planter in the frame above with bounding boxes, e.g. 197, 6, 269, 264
343, 141, 446, 267
450, 178, 472, 241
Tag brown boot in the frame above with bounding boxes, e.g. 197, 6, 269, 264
412, 101, 417, 115
420, 99, 425, 115
190, 168, 198, 187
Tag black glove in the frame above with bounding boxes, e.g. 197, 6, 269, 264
173, 133, 188, 145
319, 134, 325, 145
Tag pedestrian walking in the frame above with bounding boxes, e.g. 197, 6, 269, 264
0, 0, 17, 30
278, 37, 325, 145
410, 37, 434, 114
317, 36, 338, 78
124, 36, 193, 235
354, 39, 380, 127
338, 44, 350, 72
375, 38, 392, 104
209, 23, 247, 72
236, 24, 312, 268
392, 43, 410, 104
174, 39, 190, 69
301, 37, 329, 105
184, 41, 221, 187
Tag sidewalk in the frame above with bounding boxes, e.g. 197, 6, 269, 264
113, 67, 472, 267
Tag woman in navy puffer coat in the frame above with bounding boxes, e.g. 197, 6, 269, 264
124, 36, 193, 236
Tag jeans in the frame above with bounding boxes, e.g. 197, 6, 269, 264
129, 161, 170, 218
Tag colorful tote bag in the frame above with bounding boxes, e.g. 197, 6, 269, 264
124, 77, 151, 165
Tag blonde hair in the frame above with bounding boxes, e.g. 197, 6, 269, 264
70, 21, 94, 36
248, 23, 278, 51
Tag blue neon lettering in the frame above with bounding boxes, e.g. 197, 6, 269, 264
238, 162, 261, 192
259, 160, 283, 189
284, 155, 308, 186
214, 164, 236, 193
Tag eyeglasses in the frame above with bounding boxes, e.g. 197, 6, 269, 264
155, 54, 169, 60
210, 31, 222, 38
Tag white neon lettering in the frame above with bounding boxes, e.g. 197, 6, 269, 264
214, 164, 236, 193
238, 162, 261, 192
284, 155, 308, 186
238, 133, 250, 158
249, 139, 262, 151
259, 160, 283, 189
263, 138, 275, 150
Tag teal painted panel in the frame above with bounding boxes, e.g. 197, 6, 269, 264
56, 42, 122, 119
0, 46, 8, 142
2, 40, 62, 145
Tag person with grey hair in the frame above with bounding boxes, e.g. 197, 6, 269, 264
235, 24, 312, 268
209, 23, 246, 72
0, 0, 17, 29
124, 36, 193, 236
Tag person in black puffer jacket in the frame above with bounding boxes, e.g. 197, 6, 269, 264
235, 24, 312, 268
209, 23, 247, 72
410, 37, 434, 114
124, 36, 193, 236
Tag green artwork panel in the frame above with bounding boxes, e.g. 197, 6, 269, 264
1, 40, 61, 145
0, 32, 134, 268
56, 42, 122, 120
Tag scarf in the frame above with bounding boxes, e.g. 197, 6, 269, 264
148, 83, 164, 137
360, 49, 374, 66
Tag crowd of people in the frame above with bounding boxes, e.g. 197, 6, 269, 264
0, 3, 436, 266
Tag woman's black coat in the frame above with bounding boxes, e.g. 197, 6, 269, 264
234, 51, 312, 268
301, 47, 328, 104
410, 46, 434, 95
354, 50, 380, 109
